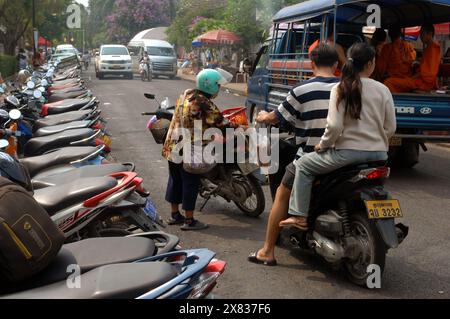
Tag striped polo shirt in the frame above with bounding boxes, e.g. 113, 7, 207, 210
275, 76, 339, 154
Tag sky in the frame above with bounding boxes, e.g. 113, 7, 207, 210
75, 0, 89, 7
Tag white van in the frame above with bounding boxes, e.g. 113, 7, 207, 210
96, 45, 133, 80
128, 40, 177, 79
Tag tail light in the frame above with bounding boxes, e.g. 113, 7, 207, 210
352, 167, 390, 182
188, 259, 226, 299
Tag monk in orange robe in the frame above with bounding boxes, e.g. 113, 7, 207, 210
385, 24, 441, 93
308, 26, 346, 76
375, 25, 416, 81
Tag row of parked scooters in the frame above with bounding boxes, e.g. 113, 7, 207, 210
0, 58, 226, 298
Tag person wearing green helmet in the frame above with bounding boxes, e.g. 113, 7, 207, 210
162, 68, 233, 231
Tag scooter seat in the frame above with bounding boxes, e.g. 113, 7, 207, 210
24, 128, 96, 157
34, 120, 92, 137
51, 78, 81, 85
20, 146, 100, 177
34, 176, 118, 215
32, 163, 129, 189
44, 98, 90, 108
2, 262, 177, 299
47, 91, 88, 103
45, 96, 90, 110
35, 110, 95, 129
50, 86, 85, 95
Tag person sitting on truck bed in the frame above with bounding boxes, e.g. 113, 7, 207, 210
374, 24, 416, 82
248, 44, 340, 266
308, 25, 346, 76
384, 24, 441, 93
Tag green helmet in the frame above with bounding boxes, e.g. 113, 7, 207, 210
196, 69, 227, 96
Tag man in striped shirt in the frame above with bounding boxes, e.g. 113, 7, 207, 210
248, 44, 339, 266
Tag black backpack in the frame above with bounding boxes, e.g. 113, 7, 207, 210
0, 177, 65, 283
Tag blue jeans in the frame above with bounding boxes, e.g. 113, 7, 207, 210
289, 149, 388, 217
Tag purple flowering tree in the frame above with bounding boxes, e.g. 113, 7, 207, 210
107, 0, 171, 44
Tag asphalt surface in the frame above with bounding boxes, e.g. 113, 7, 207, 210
86, 68, 450, 299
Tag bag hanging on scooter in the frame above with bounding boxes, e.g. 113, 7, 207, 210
0, 177, 65, 283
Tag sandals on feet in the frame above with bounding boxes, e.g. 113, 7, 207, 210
279, 217, 308, 231
248, 252, 277, 267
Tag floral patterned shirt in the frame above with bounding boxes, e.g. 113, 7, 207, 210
162, 89, 228, 162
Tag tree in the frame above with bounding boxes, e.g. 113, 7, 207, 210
88, 0, 115, 47
0, 0, 32, 55
106, 0, 171, 44
0, 0, 71, 55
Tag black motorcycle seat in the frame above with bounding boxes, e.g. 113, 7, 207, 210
34, 121, 91, 137
20, 146, 99, 177
24, 128, 96, 157
45, 98, 90, 108
0, 237, 156, 294
51, 78, 80, 85
47, 91, 88, 103
34, 176, 118, 215
32, 163, 129, 189
35, 110, 94, 129
46, 100, 94, 115
2, 262, 177, 299
50, 87, 85, 95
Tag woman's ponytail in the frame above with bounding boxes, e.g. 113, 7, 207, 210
337, 43, 376, 120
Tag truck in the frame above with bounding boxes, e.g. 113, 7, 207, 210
246, 0, 450, 190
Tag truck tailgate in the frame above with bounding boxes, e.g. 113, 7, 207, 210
394, 93, 450, 130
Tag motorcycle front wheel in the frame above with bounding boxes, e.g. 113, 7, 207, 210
234, 175, 265, 218
344, 213, 387, 287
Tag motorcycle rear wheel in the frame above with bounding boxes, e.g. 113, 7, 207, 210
344, 213, 386, 287
234, 175, 265, 217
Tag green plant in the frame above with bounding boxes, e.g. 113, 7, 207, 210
0, 55, 18, 78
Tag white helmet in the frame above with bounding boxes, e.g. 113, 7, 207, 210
17, 70, 31, 84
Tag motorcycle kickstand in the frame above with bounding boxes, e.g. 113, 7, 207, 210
200, 196, 211, 212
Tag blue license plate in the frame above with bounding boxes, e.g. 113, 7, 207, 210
143, 198, 159, 222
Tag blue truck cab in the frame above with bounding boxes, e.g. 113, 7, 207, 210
246, 0, 450, 169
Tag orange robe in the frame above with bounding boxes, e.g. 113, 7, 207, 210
376, 39, 416, 80
308, 39, 342, 77
385, 41, 441, 93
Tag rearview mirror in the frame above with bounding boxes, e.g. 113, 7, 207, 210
0, 139, 9, 149
144, 93, 155, 100
6, 96, 20, 107
27, 81, 36, 90
9, 109, 22, 121
33, 89, 43, 99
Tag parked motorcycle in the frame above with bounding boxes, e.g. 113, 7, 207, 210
142, 93, 266, 217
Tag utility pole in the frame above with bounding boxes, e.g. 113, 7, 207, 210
32, 0, 37, 55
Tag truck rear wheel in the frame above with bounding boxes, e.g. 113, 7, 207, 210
389, 142, 419, 168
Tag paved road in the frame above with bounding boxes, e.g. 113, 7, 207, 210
86, 69, 450, 299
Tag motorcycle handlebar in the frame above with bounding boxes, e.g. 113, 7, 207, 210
141, 112, 156, 116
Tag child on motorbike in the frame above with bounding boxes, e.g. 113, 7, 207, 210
281, 42, 397, 230
162, 69, 233, 231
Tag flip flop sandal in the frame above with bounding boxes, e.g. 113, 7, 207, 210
248, 252, 277, 267
279, 218, 308, 231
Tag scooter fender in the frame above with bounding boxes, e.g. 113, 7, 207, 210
375, 218, 399, 249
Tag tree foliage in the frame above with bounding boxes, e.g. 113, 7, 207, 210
106, 0, 171, 44
166, 0, 306, 51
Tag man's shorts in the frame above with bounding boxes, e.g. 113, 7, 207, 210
281, 162, 296, 190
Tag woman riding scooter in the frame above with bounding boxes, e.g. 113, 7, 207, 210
281, 42, 397, 230
162, 69, 234, 231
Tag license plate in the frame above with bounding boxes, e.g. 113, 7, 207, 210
389, 137, 402, 146
111, 65, 123, 69
100, 134, 112, 146
365, 200, 403, 219
143, 198, 159, 222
